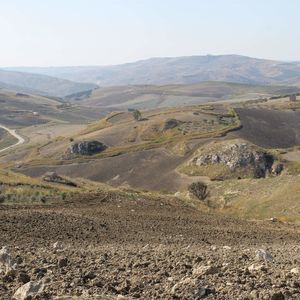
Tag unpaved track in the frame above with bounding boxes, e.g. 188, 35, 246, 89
0, 124, 25, 153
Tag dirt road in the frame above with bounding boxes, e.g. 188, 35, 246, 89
0, 124, 25, 153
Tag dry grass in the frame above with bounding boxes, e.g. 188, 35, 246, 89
0, 167, 115, 205
207, 174, 300, 222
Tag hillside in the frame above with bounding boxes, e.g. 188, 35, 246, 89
2, 187, 300, 299
2, 91, 300, 300
0, 88, 110, 129
0, 69, 97, 97
7, 55, 300, 87
77, 81, 300, 110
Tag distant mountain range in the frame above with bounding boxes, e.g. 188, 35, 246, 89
5, 55, 300, 88
2, 55, 300, 98
0, 69, 97, 98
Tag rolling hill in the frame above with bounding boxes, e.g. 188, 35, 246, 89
0, 69, 98, 97
7, 54, 300, 87
76, 81, 300, 110
0, 88, 108, 127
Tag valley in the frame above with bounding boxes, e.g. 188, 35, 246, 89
1, 88, 300, 222
1, 56, 300, 300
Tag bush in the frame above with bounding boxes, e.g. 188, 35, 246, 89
132, 110, 142, 121
0, 194, 5, 203
188, 182, 208, 200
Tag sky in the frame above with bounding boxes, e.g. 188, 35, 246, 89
0, 0, 299, 67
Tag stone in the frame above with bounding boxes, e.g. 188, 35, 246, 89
248, 264, 267, 272
272, 163, 284, 176
211, 245, 217, 251
171, 277, 195, 294
117, 295, 130, 300
58, 258, 68, 268
256, 249, 273, 262
192, 265, 219, 277
223, 246, 231, 250
268, 217, 278, 223
191, 140, 274, 178
70, 140, 107, 155
194, 287, 213, 299
270, 292, 285, 300
290, 267, 300, 274
18, 272, 31, 284
250, 289, 259, 299
53, 241, 65, 251
12, 281, 44, 300
0, 246, 16, 274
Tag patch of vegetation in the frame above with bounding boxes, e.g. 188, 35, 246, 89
178, 163, 247, 180
166, 141, 190, 156
0, 168, 103, 205
285, 161, 300, 175
132, 109, 142, 121
188, 182, 208, 200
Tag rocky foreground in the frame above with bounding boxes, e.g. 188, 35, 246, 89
1, 192, 300, 299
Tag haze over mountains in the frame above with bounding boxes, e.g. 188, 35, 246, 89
2, 54, 300, 99
0, 69, 97, 98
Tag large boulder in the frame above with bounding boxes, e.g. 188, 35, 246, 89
70, 141, 107, 156
190, 140, 275, 178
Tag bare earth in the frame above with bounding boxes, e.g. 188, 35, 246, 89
1, 193, 300, 299
234, 108, 300, 148
21, 148, 210, 192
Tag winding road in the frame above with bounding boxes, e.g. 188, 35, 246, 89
0, 124, 25, 153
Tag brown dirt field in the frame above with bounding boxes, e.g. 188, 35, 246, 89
234, 108, 300, 148
20, 148, 208, 192
1, 193, 300, 299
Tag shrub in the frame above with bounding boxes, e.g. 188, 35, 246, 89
0, 194, 5, 203
132, 110, 142, 121
188, 182, 208, 200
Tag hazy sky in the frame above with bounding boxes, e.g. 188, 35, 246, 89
1, 0, 299, 67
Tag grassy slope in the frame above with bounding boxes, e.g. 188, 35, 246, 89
0, 167, 118, 204
19, 105, 241, 166
207, 175, 300, 222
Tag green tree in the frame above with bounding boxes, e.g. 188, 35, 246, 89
132, 109, 142, 121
